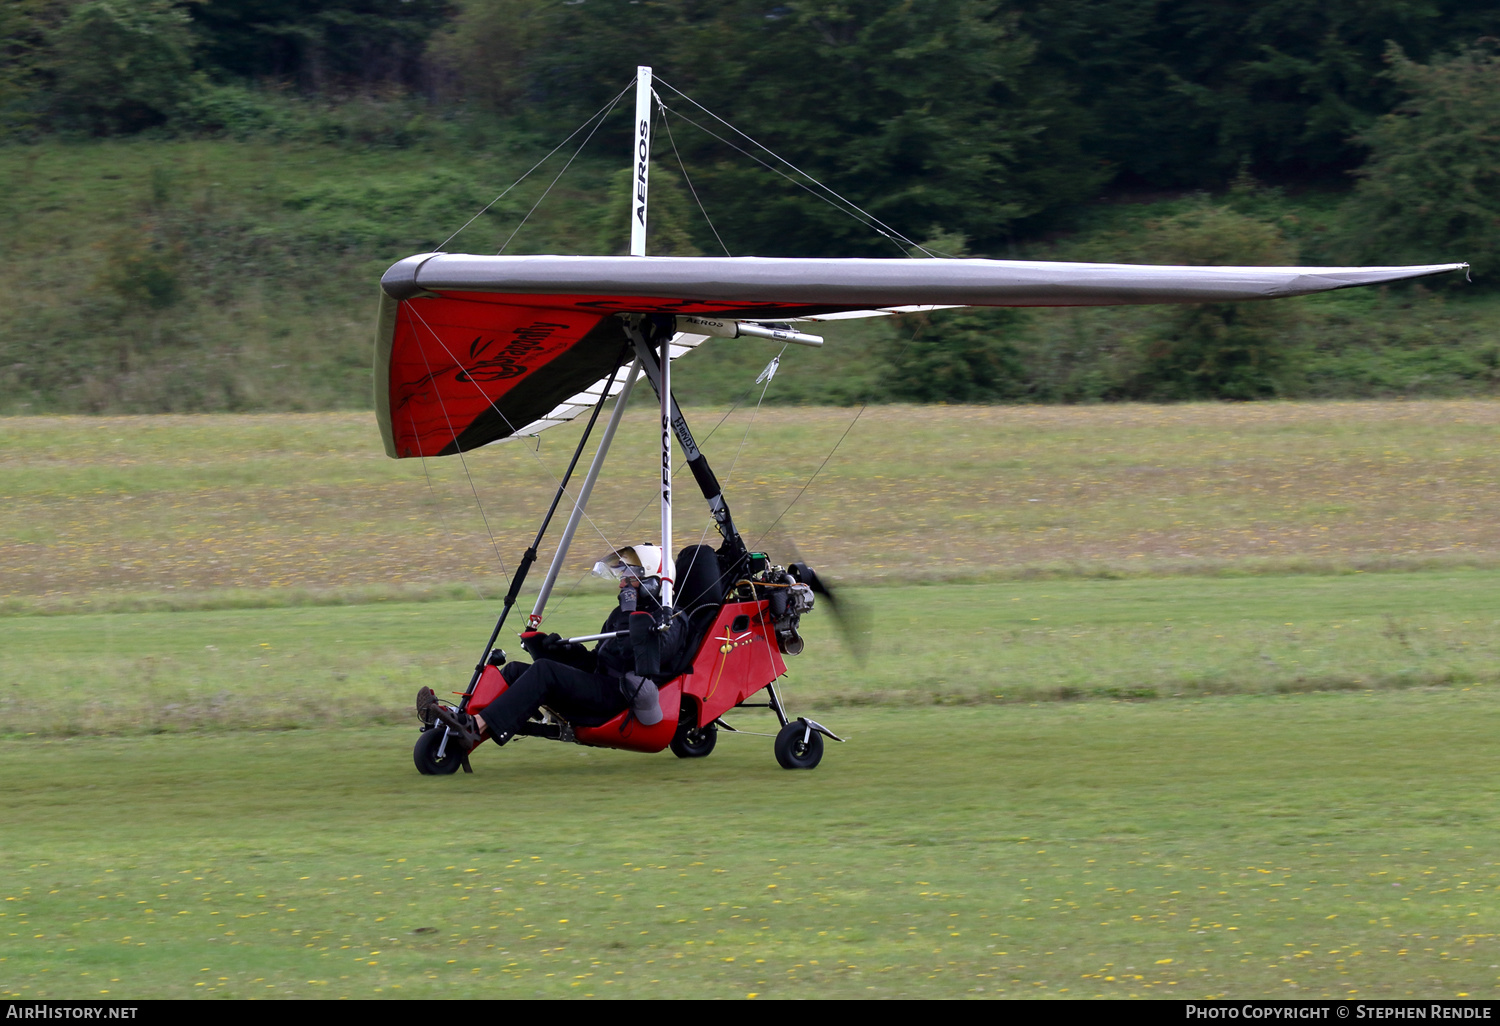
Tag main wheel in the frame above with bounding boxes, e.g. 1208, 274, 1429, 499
413, 727, 466, 775
670, 716, 717, 759
774, 719, 824, 770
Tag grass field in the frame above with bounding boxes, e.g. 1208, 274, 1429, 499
4, 697, 1497, 1000
0, 136, 623, 414
6, 400, 1500, 606
6, 571, 1500, 736
3, 402, 1499, 998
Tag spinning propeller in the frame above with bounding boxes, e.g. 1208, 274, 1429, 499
786, 559, 871, 667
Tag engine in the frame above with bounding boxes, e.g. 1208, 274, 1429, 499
731, 561, 818, 656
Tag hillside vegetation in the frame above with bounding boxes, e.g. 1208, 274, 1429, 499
4, 139, 1499, 414
4, 2, 1500, 411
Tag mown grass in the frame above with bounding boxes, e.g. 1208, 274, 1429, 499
7, 402, 1500, 733
6, 401, 1500, 604
3, 696, 1498, 999
6, 570, 1500, 736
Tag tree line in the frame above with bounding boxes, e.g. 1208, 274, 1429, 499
5, 1, 1499, 252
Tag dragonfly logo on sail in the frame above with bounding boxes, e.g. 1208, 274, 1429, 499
456, 322, 570, 383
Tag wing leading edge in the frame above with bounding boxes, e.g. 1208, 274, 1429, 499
376, 253, 1467, 458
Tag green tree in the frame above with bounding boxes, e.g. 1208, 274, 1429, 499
880, 307, 1030, 402
516, 0, 1101, 256
50, 0, 198, 134
683, 0, 1101, 255
425, 0, 553, 115
877, 231, 1030, 401
593, 163, 703, 257
187, 0, 452, 93
1019, 0, 1500, 187
1124, 202, 1301, 399
0, 0, 72, 136
1340, 43, 1500, 283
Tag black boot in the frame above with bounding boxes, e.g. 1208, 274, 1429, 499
420, 690, 485, 750
416, 686, 440, 728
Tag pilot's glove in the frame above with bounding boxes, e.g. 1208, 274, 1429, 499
519, 631, 551, 658
521, 630, 594, 669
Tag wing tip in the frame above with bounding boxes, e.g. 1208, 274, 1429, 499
381, 253, 445, 301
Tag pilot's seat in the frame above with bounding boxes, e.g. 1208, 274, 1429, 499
661, 544, 733, 677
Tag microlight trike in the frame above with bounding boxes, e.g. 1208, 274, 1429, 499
375, 67, 1466, 775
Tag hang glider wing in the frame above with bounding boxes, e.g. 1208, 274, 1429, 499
376, 253, 1466, 459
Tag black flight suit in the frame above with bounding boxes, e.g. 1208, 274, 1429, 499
475, 592, 689, 739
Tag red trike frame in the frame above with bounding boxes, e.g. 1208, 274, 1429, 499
467, 597, 788, 754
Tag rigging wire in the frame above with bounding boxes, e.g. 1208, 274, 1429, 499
654, 101, 910, 259
752, 406, 866, 549
395, 80, 641, 625
656, 95, 732, 257
685, 345, 785, 557
412, 76, 942, 625
597, 373, 765, 551
540, 347, 769, 620
435, 79, 635, 253
640, 83, 956, 561
723, 347, 785, 488
453, 442, 511, 578
753, 317, 930, 548
653, 76, 941, 258
415, 448, 494, 601
498, 87, 631, 255
539, 369, 769, 626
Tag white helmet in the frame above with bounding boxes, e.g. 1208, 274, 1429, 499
592, 543, 665, 582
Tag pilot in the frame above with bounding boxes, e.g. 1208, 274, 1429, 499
417, 544, 689, 750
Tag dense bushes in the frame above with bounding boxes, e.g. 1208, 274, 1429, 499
48, 0, 197, 135
881, 309, 1031, 402
1117, 203, 1301, 400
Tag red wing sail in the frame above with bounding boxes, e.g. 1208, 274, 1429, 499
381, 296, 623, 458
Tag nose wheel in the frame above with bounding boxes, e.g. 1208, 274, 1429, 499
413, 728, 466, 775
774, 719, 824, 769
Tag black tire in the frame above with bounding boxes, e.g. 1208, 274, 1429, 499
670, 715, 717, 759
774, 719, 824, 770
413, 727, 466, 776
